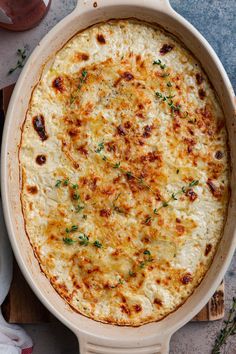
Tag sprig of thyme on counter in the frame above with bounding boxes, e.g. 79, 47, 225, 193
212, 297, 236, 354
8, 48, 27, 75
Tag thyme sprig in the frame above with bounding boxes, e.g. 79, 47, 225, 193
63, 226, 102, 248
150, 180, 199, 221
153, 59, 166, 69
139, 250, 153, 269
55, 178, 85, 213
70, 70, 88, 105
94, 142, 155, 193
156, 91, 180, 112
8, 48, 27, 75
212, 297, 236, 354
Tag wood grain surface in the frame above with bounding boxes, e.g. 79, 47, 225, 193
1, 85, 225, 324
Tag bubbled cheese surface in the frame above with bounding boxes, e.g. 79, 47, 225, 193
20, 20, 229, 326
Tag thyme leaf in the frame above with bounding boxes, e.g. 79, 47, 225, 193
212, 297, 236, 354
8, 47, 27, 75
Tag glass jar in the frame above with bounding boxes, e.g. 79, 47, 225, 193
0, 0, 51, 31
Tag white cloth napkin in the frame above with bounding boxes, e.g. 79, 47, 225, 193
0, 311, 33, 354
0, 200, 33, 354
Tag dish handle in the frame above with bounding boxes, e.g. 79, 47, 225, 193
76, 333, 171, 354
74, 0, 172, 13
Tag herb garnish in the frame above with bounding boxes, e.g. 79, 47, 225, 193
63, 237, 75, 245
75, 204, 84, 213
78, 233, 89, 246
66, 225, 78, 233
8, 48, 27, 75
63, 227, 102, 248
95, 142, 155, 193
139, 250, 153, 268
212, 297, 236, 354
93, 240, 102, 248
153, 59, 166, 69
72, 192, 80, 200
152, 180, 199, 216
70, 70, 88, 104
167, 81, 172, 87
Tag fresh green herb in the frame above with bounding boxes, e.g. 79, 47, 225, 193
8, 48, 27, 75
167, 81, 172, 87
188, 180, 199, 187
118, 279, 124, 285
153, 59, 166, 69
168, 100, 181, 112
113, 162, 121, 169
63, 237, 75, 245
153, 180, 199, 216
139, 262, 146, 269
129, 270, 136, 277
72, 184, 78, 189
70, 70, 88, 104
102, 155, 107, 161
78, 233, 89, 246
145, 216, 152, 224
82, 214, 87, 219
112, 193, 125, 214
63, 178, 69, 186
95, 142, 104, 153
75, 205, 84, 213
171, 193, 178, 200
156, 92, 163, 98
72, 192, 80, 200
212, 297, 236, 354
139, 250, 153, 268
93, 240, 102, 248
66, 225, 78, 233
55, 180, 61, 187
126, 171, 133, 179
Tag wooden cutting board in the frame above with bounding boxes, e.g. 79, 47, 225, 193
0, 85, 225, 324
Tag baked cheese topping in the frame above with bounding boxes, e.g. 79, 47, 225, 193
20, 20, 229, 326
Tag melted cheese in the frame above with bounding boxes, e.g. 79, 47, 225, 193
20, 20, 229, 326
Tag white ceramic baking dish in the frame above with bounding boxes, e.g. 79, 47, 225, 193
1, 1, 236, 353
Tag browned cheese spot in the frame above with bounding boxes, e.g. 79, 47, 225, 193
215, 150, 223, 160
121, 71, 134, 81
154, 298, 163, 306
32, 115, 48, 141
206, 179, 222, 199
36, 154, 46, 165
160, 43, 174, 55
76, 52, 89, 61
196, 73, 204, 85
52, 77, 64, 92
26, 185, 38, 194
97, 34, 106, 44
133, 304, 142, 312
205, 243, 212, 256
142, 125, 152, 138
117, 124, 127, 136
100, 209, 111, 217
180, 273, 192, 285
198, 88, 206, 100
185, 188, 197, 202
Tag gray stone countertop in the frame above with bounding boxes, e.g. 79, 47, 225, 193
0, 0, 235, 353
